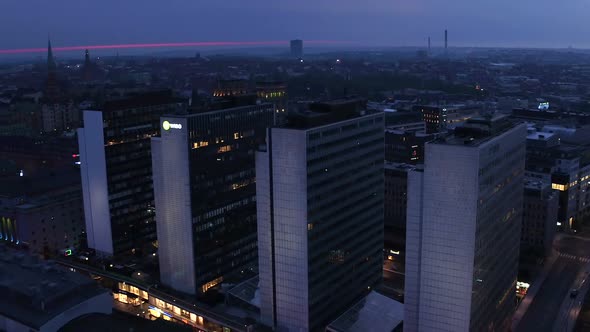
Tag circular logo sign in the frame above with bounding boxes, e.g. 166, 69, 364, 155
162, 120, 171, 131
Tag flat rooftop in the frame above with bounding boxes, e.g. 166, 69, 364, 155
0, 246, 108, 329
385, 162, 418, 172
286, 97, 379, 130
527, 131, 555, 141
59, 311, 193, 332
433, 114, 520, 146
326, 291, 403, 332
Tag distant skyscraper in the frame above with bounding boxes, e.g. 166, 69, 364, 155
445, 29, 448, 50
428, 37, 431, 53
78, 91, 187, 256
256, 99, 384, 331
152, 103, 275, 295
82, 49, 92, 81
404, 116, 526, 332
290, 39, 303, 58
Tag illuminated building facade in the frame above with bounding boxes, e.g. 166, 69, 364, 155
415, 106, 447, 134
152, 103, 275, 295
212, 79, 250, 98
256, 100, 384, 331
256, 81, 288, 126
78, 91, 187, 256
405, 116, 526, 332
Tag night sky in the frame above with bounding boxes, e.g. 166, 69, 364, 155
1, 0, 588, 49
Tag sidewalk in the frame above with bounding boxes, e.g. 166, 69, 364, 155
511, 249, 559, 331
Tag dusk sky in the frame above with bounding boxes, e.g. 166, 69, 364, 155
1, 0, 588, 50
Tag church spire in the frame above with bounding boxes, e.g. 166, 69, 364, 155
47, 38, 56, 72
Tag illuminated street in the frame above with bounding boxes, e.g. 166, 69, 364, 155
516, 234, 590, 332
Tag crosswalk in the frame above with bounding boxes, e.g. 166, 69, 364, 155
558, 252, 590, 263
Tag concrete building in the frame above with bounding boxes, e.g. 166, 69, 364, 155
385, 122, 433, 164
0, 169, 84, 257
290, 39, 303, 59
256, 99, 384, 331
151, 103, 275, 295
78, 91, 187, 256
384, 162, 416, 258
41, 102, 79, 134
525, 128, 590, 230
405, 116, 526, 332
0, 245, 111, 332
256, 80, 288, 126
521, 178, 558, 258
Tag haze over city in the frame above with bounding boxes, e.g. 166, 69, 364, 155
1, 0, 589, 50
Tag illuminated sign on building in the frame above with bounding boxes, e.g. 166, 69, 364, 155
162, 120, 182, 131
538, 102, 550, 110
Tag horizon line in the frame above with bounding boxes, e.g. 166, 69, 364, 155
0, 40, 353, 55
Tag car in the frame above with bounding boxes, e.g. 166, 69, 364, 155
571, 289, 579, 298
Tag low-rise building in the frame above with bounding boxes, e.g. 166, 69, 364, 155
0, 169, 84, 257
0, 246, 112, 332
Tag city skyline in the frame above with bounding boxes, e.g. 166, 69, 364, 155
1, 1, 590, 51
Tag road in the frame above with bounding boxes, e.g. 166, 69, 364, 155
380, 259, 405, 300
516, 235, 590, 332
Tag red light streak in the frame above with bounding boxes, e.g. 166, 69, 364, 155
0, 40, 349, 55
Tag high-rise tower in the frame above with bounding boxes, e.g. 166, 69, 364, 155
152, 102, 276, 295
445, 29, 448, 50
257, 99, 384, 331
404, 116, 526, 332
78, 91, 187, 257
290, 39, 303, 59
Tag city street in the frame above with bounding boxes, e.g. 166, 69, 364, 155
516, 234, 590, 332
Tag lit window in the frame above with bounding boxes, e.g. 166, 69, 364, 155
192, 141, 209, 149
307, 223, 314, 231
218, 145, 232, 153
233, 132, 240, 139
202, 276, 224, 292
552, 183, 567, 191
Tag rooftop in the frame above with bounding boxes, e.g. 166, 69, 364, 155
433, 114, 520, 146
0, 168, 80, 198
385, 162, 418, 172
326, 291, 403, 332
102, 90, 186, 112
0, 246, 108, 329
59, 311, 193, 332
286, 97, 378, 129
527, 131, 555, 141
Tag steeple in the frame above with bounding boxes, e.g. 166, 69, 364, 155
83, 49, 92, 81
45, 37, 60, 102
47, 38, 56, 72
